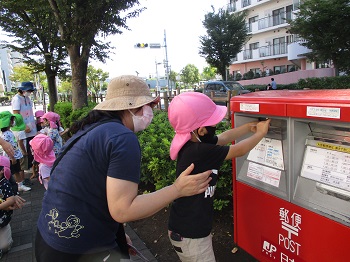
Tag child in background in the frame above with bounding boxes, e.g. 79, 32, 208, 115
31, 110, 45, 179
167, 92, 270, 262
34, 110, 45, 132
40, 112, 63, 156
0, 111, 31, 192
0, 156, 25, 258
11, 114, 32, 187
29, 134, 55, 190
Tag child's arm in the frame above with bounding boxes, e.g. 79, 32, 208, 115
225, 119, 271, 160
0, 196, 25, 210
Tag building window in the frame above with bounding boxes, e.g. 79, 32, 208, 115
274, 65, 287, 74
249, 42, 259, 50
272, 8, 285, 26
273, 37, 286, 55
286, 5, 293, 21
242, 0, 251, 8
287, 65, 297, 72
248, 16, 258, 32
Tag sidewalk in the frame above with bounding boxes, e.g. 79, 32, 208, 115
1, 177, 157, 262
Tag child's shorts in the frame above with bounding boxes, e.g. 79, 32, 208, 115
10, 159, 21, 174
20, 156, 28, 171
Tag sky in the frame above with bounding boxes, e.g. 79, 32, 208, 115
90, 0, 228, 79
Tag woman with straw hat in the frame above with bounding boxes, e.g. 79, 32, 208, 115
35, 75, 212, 261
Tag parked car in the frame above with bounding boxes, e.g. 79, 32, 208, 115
203, 81, 250, 98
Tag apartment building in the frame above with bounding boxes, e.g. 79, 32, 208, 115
224, 0, 324, 80
0, 48, 23, 92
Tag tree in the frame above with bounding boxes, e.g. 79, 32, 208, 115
289, 0, 350, 75
201, 66, 217, 81
199, 7, 250, 79
87, 65, 109, 95
9, 65, 35, 86
47, 0, 144, 109
0, 0, 69, 111
180, 64, 200, 87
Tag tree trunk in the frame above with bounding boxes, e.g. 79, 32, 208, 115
46, 74, 58, 112
68, 45, 89, 110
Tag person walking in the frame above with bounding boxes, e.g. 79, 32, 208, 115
11, 82, 37, 169
35, 75, 212, 262
167, 92, 270, 262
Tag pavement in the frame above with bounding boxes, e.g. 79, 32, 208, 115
1, 174, 157, 262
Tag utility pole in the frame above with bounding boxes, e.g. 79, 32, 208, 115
164, 30, 170, 91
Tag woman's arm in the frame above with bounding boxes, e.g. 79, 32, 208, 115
107, 164, 212, 223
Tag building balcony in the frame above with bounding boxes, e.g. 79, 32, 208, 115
288, 41, 312, 60
248, 10, 293, 34
235, 43, 288, 63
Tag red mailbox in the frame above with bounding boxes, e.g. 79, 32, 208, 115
231, 90, 350, 262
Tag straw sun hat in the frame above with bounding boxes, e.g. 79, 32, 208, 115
94, 75, 160, 111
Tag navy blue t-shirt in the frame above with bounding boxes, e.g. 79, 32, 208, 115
37, 120, 141, 254
0, 177, 14, 228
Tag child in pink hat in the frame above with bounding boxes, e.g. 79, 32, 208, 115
167, 92, 270, 261
29, 134, 56, 190
40, 112, 63, 156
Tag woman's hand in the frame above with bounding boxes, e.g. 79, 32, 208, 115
173, 163, 212, 198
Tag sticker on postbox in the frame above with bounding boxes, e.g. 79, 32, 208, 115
247, 162, 281, 187
307, 106, 340, 119
301, 145, 350, 192
247, 137, 284, 170
240, 103, 259, 112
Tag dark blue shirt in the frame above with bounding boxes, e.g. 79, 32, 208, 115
0, 177, 14, 228
37, 121, 141, 254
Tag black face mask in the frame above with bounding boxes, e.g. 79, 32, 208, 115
199, 126, 217, 144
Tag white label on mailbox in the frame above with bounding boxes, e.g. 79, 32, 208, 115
301, 145, 350, 192
306, 106, 340, 119
247, 162, 281, 187
247, 137, 284, 170
240, 103, 259, 112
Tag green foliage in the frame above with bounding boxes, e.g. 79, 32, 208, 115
137, 110, 176, 190
201, 66, 217, 81
87, 65, 109, 95
243, 71, 254, 80
180, 64, 200, 86
54, 101, 97, 129
289, 0, 350, 75
213, 199, 230, 211
199, 7, 250, 79
296, 76, 350, 90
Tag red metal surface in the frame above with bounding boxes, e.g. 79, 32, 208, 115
236, 182, 350, 262
231, 90, 350, 262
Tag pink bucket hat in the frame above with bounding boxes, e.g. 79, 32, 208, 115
35, 110, 45, 123
29, 134, 56, 166
42, 112, 60, 129
0, 156, 11, 180
168, 92, 227, 160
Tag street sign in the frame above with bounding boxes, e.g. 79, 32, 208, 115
149, 43, 161, 49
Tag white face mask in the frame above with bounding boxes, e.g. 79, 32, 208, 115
129, 105, 153, 132
23, 91, 31, 97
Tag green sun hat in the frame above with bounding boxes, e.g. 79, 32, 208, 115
11, 114, 26, 131
0, 111, 14, 129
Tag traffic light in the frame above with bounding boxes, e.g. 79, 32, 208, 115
135, 43, 148, 48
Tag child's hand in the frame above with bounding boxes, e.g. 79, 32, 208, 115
14, 195, 26, 209
256, 119, 271, 136
248, 121, 259, 133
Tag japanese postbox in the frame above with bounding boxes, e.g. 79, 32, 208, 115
230, 90, 350, 262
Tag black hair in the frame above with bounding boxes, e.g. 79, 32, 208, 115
68, 110, 124, 136
271, 78, 274, 81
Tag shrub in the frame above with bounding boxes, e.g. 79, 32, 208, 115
235, 73, 242, 81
